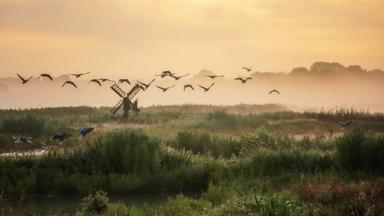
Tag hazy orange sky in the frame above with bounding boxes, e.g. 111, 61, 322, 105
0, 0, 383, 79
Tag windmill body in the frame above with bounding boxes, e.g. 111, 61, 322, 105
110, 83, 143, 119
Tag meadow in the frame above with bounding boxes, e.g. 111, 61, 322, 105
0, 104, 383, 215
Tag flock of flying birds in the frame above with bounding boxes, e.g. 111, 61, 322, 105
15, 66, 281, 94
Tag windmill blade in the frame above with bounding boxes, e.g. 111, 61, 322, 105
111, 99, 124, 114
110, 83, 127, 98
127, 84, 143, 100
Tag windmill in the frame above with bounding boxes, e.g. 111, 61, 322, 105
110, 83, 143, 119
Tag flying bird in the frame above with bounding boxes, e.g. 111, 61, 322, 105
39, 73, 53, 81
17, 74, 32, 84
118, 79, 131, 85
242, 66, 252, 72
338, 120, 352, 128
12, 136, 32, 144
138, 78, 156, 89
184, 84, 195, 91
52, 132, 71, 145
171, 73, 189, 80
235, 77, 252, 84
62, 81, 78, 88
198, 83, 215, 92
156, 85, 175, 92
71, 72, 90, 78
268, 89, 280, 94
155, 70, 175, 78
99, 78, 114, 82
89, 79, 102, 86
79, 127, 94, 140
207, 75, 224, 79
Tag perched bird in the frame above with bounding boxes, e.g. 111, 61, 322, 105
39, 73, 53, 81
198, 83, 215, 92
207, 75, 224, 79
99, 78, 113, 82
79, 127, 94, 140
12, 136, 32, 144
89, 79, 102, 86
62, 81, 78, 88
17, 74, 32, 84
52, 132, 71, 145
170, 73, 189, 80
338, 120, 352, 128
184, 84, 195, 91
71, 72, 90, 78
118, 79, 131, 85
235, 77, 252, 84
268, 89, 280, 94
138, 78, 156, 89
242, 66, 252, 72
156, 85, 175, 92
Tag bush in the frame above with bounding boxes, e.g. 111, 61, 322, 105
0, 115, 45, 137
81, 191, 109, 214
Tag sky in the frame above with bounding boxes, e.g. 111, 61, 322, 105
0, 0, 383, 79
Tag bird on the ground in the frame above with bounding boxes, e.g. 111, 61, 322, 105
71, 72, 90, 78
17, 74, 32, 84
12, 136, 32, 144
89, 79, 102, 86
52, 132, 71, 145
184, 84, 195, 91
138, 78, 156, 89
118, 79, 131, 85
79, 127, 94, 140
338, 120, 352, 128
156, 85, 175, 92
235, 77, 252, 84
171, 73, 189, 80
99, 78, 113, 82
206, 75, 224, 79
198, 83, 215, 92
268, 89, 280, 94
242, 66, 252, 72
62, 81, 78, 88
39, 73, 53, 81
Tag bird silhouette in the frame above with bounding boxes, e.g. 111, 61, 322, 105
184, 84, 195, 91
138, 78, 156, 89
198, 83, 215, 92
17, 74, 32, 84
338, 120, 352, 128
235, 77, 252, 84
71, 72, 90, 78
62, 81, 78, 88
206, 75, 224, 79
99, 78, 113, 82
156, 85, 175, 92
118, 79, 131, 85
268, 89, 280, 94
12, 136, 32, 144
89, 79, 102, 86
242, 66, 252, 72
79, 127, 94, 140
39, 73, 53, 81
52, 132, 71, 145
170, 73, 189, 80
155, 71, 175, 78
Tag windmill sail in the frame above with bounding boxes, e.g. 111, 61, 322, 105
111, 99, 124, 114
111, 83, 126, 98
127, 84, 142, 100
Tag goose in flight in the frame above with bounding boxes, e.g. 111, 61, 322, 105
198, 83, 215, 92
206, 75, 224, 79
52, 132, 71, 145
12, 136, 32, 144
235, 77, 252, 84
171, 73, 189, 80
184, 84, 195, 91
268, 89, 280, 94
62, 81, 78, 88
17, 74, 32, 84
242, 66, 252, 72
89, 79, 102, 86
156, 70, 175, 78
156, 85, 175, 92
138, 78, 156, 89
99, 78, 113, 82
39, 73, 53, 81
338, 120, 352, 128
118, 79, 131, 85
71, 72, 90, 78
79, 127, 94, 140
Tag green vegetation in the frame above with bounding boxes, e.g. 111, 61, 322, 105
0, 105, 383, 215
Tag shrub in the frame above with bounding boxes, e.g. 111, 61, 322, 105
0, 115, 45, 137
81, 191, 109, 214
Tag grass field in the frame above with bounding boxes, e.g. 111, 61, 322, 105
0, 104, 383, 215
